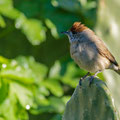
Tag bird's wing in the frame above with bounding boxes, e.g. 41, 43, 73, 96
95, 37, 118, 66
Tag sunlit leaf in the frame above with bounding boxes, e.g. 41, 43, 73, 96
0, 0, 46, 45
49, 61, 61, 78
0, 117, 5, 120
1, 64, 35, 84
0, 56, 9, 64
62, 96, 71, 104
0, 78, 8, 104
45, 19, 59, 39
0, 15, 6, 28
16, 56, 48, 82
1, 56, 47, 84
62, 77, 78, 88
0, 0, 21, 19
0, 98, 17, 120
10, 82, 33, 109
16, 16, 46, 45
49, 97, 65, 113
0, 96, 28, 120
37, 86, 50, 96
43, 78, 63, 97
61, 62, 85, 87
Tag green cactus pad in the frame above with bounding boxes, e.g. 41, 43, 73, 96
63, 77, 119, 120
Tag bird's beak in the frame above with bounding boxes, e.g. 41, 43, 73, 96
61, 31, 69, 35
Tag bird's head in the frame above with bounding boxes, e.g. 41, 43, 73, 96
62, 22, 88, 43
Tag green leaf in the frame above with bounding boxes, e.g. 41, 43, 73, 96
62, 96, 71, 104
37, 86, 50, 96
16, 108, 28, 120
0, 96, 29, 120
0, 56, 9, 64
15, 15, 46, 45
43, 78, 63, 97
16, 56, 48, 83
1, 56, 48, 84
0, 98, 17, 120
42, 0, 80, 34
1, 63, 35, 84
62, 77, 78, 88
0, 0, 46, 45
49, 97, 65, 113
61, 62, 82, 88
0, 117, 5, 120
45, 19, 59, 39
0, 15, 6, 28
10, 82, 33, 109
0, 78, 8, 104
0, 0, 21, 19
31, 96, 65, 114
49, 61, 61, 78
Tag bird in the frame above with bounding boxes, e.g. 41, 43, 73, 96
62, 22, 120, 86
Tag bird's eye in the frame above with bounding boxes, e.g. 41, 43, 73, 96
72, 31, 77, 34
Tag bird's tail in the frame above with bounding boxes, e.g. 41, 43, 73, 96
114, 68, 120, 75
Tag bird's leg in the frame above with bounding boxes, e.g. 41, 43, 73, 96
89, 70, 101, 86
79, 72, 90, 86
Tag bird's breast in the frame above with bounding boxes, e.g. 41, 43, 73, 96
70, 42, 96, 62
70, 42, 110, 73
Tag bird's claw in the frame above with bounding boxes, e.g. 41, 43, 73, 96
79, 72, 90, 87
89, 76, 94, 87
79, 78, 83, 86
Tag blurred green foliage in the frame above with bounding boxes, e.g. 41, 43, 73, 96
0, 0, 99, 120
95, 0, 120, 114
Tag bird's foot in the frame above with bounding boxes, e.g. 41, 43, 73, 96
79, 78, 83, 86
89, 76, 94, 87
89, 70, 101, 87
79, 72, 90, 86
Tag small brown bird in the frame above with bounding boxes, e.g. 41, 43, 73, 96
62, 22, 120, 85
